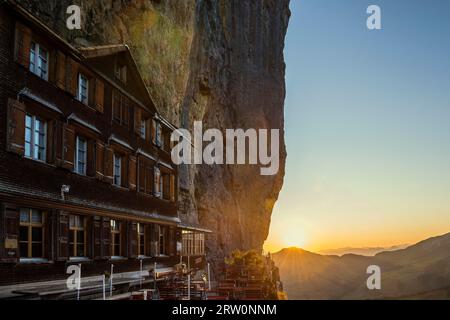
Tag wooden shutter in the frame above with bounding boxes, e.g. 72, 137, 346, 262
122, 97, 130, 126
86, 140, 96, 177
14, 22, 31, 68
121, 156, 128, 188
101, 217, 111, 259
128, 156, 137, 191
53, 120, 64, 167
95, 79, 104, 113
7, 98, 26, 156
62, 125, 75, 171
104, 146, 114, 184
146, 165, 154, 194
168, 227, 175, 256
57, 212, 69, 261
138, 158, 145, 193
46, 120, 55, 164
151, 119, 157, 144
145, 118, 152, 142
55, 51, 66, 90
92, 217, 102, 260
120, 222, 127, 257
66, 57, 78, 97
170, 174, 176, 202
134, 108, 142, 135
0, 204, 19, 263
128, 222, 138, 259
112, 90, 121, 122
163, 174, 170, 200
85, 216, 93, 258
95, 141, 105, 180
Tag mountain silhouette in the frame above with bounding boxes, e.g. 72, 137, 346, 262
272, 233, 450, 299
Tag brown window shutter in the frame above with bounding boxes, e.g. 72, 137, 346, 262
170, 174, 176, 202
54, 120, 64, 166
134, 107, 142, 135
145, 119, 152, 141
62, 125, 75, 171
104, 147, 114, 184
0, 204, 19, 263
122, 97, 130, 126
101, 217, 111, 259
46, 120, 55, 164
7, 98, 26, 156
95, 79, 104, 113
48, 50, 56, 84
86, 140, 96, 177
149, 224, 159, 257
151, 119, 157, 144
128, 155, 137, 191
120, 222, 127, 257
95, 141, 105, 180
169, 227, 176, 256
121, 156, 128, 188
85, 216, 93, 258
128, 222, 138, 259
65, 57, 78, 97
112, 90, 121, 122
163, 174, 170, 200
92, 217, 102, 260
138, 158, 145, 193
146, 165, 154, 194
55, 51, 66, 90
57, 212, 69, 261
14, 22, 31, 68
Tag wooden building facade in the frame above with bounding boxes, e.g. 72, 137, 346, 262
0, 1, 193, 292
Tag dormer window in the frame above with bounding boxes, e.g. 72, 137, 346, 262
115, 62, 127, 84
29, 42, 48, 81
77, 73, 89, 105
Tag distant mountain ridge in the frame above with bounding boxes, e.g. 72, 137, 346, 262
272, 233, 450, 300
318, 244, 409, 257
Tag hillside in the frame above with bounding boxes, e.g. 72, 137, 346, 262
273, 233, 450, 300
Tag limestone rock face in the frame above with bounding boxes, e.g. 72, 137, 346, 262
17, 0, 290, 267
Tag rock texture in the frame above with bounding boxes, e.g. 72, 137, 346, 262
16, 0, 290, 268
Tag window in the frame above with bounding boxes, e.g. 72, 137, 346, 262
77, 73, 89, 105
140, 120, 146, 139
182, 231, 205, 256
25, 114, 47, 162
154, 167, 161, 197
75, 136, 87, 175
115, 63, 127, 83
69, 215, 85, 257
152, 119, 162, 147
19, 208, 45, 258
112, 90, 130, 126
113, 154, 122, 186
29, 42, 48, 80
111, 220, 121, 256
138, 159, 154, 195
138, 223, 145, 256
158, 226, 166, 256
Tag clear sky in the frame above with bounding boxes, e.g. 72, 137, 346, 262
264, 0, 450, 253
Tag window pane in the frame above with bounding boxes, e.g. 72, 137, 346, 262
20, 226, 28, 241
69, 230, 74, 243
31, 210, 42, 224
31, 243, 42, 258
20, 209, 30, 223
32, 227, 42, 242
77, 230, 84, 242
20, 242, 28, 258
76, 244, 84, 257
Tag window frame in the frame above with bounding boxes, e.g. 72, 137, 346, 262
69, 215, 86, 258
110, 220, 122, 257
75, 136, 87, 175
29, 42, 49, 81
77, 73, 89, 105
25, 114, 47, 163
113, 154, 122, 187
19, 208, 45, 259
137, 223, 146, 257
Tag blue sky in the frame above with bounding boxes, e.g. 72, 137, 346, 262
265, 0, 450, 252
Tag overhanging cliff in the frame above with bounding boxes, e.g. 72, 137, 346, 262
16, 0, 290, 267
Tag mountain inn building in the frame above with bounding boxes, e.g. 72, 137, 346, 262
0, 0, 209, 299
